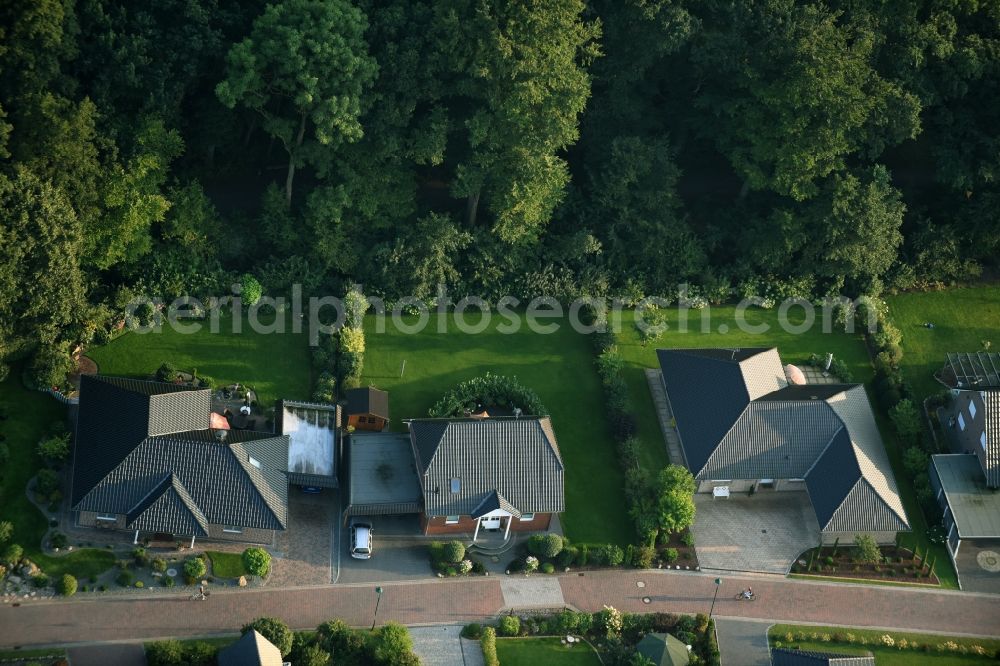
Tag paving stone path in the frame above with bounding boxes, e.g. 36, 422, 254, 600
2, 570, 999, 649
645, 369, 685, 465
714, 619, 772, 666
410, 625, 469, 666
500, 577, 565, 609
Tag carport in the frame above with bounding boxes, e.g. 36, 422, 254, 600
931, 454, 1000, 592
342, 432, 422, 522
691, 491, 820, 574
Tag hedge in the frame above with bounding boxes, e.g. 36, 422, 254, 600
481, 627, 499, 666
428, 373, 547, 417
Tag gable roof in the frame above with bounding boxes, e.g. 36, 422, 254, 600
636, 633, 690, 666
345, 387, 389, 419
218, 630, 283, 666
72, 375, 288, 533
656, 348, 785, 471
408, 417, 564, 516
771, 648, 874, 666
657, 349, 908, 533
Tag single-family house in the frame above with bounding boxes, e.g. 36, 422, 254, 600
70, 375, 289, 546
407, 417, 564, 540
657, 347, 909, 544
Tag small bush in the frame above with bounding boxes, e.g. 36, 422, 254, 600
558, 545, 577, 568
541, 562, 555, 574
634, 545, 656, 569
499, 615, 521, 637
443, 540, 466, 564
49, 532, 68, 549
57, 574, 77, 596
184, 556, 207, 581
681, 532, 695, 547
163, 575, 175, 587
243, 617, 293, 657
461, 623, 482, 639
116, 570, 133, 587
528, 533, 564, 558
156, 362, 178, 383
662, 547, 679, 564
605, 544, 625, 566
242, 547, 272, 577
3, 543, 23, 564
152, 557, 167, 573
32, 573, 50, 588
135, 581, 144, 588
824, 556, 835, 566
132, 547, 149, 567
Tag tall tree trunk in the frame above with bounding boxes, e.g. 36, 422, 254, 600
285, 114, 307, 206
466, 189, 481, 227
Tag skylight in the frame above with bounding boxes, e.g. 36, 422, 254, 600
450, 478, 460, 493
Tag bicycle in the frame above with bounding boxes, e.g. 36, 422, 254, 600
190, 586, 211, 601
735, 592, 757, 601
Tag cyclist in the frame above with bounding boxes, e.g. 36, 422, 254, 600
741, 587, 753, 600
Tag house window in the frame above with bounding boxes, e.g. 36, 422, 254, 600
450, 478, 460, 493
358, 416, 367, 424
519, 513, 535, 522
445, 515, 460, 524
223, 526, 243, 534
969, 401, 977, 420
249, 455, 261, 468
958, 413, 966, 431
983, 431, 988, 451
96, 513, 117, 522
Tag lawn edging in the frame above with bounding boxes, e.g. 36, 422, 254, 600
768, 623, 1000, 662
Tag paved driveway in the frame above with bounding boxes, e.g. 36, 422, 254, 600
955, 539, 1000, 594
715, 619, 772, 666
692, 492, 820, 574
410, 624, 484, 666
270, 490, 337, 586
338, 537, 435, 584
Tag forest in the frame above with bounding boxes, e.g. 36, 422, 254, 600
1, 0, 998, 383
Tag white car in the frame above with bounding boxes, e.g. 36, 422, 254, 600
350, 522, 373, 560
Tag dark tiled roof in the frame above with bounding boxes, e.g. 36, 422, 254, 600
408, 417, 564, 516
771, 648, 874, 666
126, 474, 209, 536
657, 349, 908, 533
218, 630, 283, 666
345, 387, 389, 419
471, 490, 521, 519
656, 348, 785, 472
72, 376, 288, 533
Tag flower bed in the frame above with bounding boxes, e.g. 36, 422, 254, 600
790, 544, 940, 585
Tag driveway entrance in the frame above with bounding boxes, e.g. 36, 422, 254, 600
954, 539, 1000, 594
691, 491, 820, 574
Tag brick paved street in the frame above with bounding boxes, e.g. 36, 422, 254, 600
0, 570, 998, 649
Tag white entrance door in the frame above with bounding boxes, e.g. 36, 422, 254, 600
481, 516, 502, 530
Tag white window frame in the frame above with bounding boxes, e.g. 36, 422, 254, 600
519, 513, 535, 522
982, 431, 988, 451
969, 401, 977, 420
958, 413, 966, 431
96, 513, 117, 522
222, 525, 244, 534
445, 515, 460, 524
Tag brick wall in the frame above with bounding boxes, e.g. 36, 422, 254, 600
421, 513, 552, 535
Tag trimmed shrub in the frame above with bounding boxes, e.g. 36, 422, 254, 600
116, 570, 133, 587
151, 557, 167, 573
163, 575, 175, 587
3, 543, 22, 565
481, 627, 499, 666
429, 373, 547, 418
499, 615, 521, 637
50, 532, 68, 549
184, 556, 207, 581
461, 623, 482, 639
634, 545, 656, 569
371, 622, 418, 665
558, 545, 577, 568
444, 540, 466, 564
239, 273, 263, 306
662, 548, 679, 564
242, 547, 272, 577
541, 562, 555, 574
57, 574, 77, 596
156, 362, 178, 383
681, 532, 695, 547
528, 533, 564, 558
146, 640, 185, 666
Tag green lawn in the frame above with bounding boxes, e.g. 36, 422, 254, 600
87, 309, 313, 406
769, 624, 1000, 665
495, 637, 603, 666
885, 285, 1000, 401
207, 551, 247, 578
361, 312, 632, 546
0, 373, 115, 579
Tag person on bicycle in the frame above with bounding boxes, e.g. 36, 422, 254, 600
741, 587, 753, 599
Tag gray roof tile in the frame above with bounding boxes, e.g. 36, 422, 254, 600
408, 417, 564, 516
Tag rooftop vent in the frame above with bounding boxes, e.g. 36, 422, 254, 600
215, 430, 227, 442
